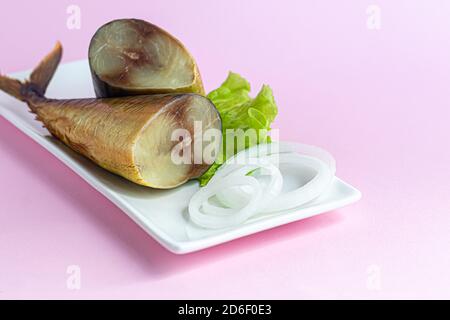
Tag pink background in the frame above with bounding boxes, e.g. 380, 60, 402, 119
1, 0, 450, 299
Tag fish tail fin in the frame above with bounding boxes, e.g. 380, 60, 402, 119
0, 41, 62, 102
28, 41, 63, 96
0, 75, 24, 101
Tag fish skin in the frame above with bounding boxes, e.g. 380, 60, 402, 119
33, 94, 193, 186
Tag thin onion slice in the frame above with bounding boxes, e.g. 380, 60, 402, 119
188, 174, 262, 229
261, 153, 334, 213
214, 161, 283, 210
201, 165, 264, 215
188, 142, 336, 229
212, 153, 333, 213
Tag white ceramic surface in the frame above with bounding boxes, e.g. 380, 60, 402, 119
0, 60, 362, 254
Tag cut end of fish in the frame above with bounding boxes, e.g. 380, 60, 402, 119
89, 19, 204, 97
133, 95, 221, 189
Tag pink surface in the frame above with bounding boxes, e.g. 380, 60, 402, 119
1, 0, 449, 299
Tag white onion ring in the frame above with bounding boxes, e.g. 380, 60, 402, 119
213, 161, 283, 210
261, 153, 334, 212
188, 142, 336, 229
201, 164, 264, 215
212, 153, 333, 213
188, 174, 262, 229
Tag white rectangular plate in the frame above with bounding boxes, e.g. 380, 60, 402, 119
0, 60, 361, 254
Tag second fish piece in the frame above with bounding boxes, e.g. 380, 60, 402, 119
89, 19, 205, 98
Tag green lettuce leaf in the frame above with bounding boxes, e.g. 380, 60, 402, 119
198, 72, 278, 186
